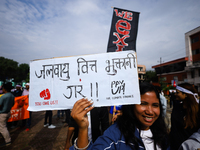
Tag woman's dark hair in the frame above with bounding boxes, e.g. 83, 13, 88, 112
117, 82, 169, 150
178, 83, 199, 129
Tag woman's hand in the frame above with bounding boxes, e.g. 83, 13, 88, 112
112, 110, 122, 122
71, 98, 94, 149
71, 98, 94, 130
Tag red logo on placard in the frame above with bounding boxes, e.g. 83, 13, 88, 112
40, 89, 51, 100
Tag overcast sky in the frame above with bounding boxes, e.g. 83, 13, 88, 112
0, 0, 200, 70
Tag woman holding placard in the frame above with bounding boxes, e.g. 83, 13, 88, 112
69, 82, 170, 150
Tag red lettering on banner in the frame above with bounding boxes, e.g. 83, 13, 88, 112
50, 100, 58, 105
113, 32, 130, 46
35, 102, 41, 106
116, 20, 131, 35
113, 9, 133, 51
43, 101, 49, 105
123, 12, 133, 21
116, 44, 124, 52
50, 101, 55, 105
114, 9, 124, 18
114, 9, 133, 21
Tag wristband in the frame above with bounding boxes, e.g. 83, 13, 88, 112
74, 138, 91, 150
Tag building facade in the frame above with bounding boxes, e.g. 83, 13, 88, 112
152, 57, 188, 84
138, 64, 146, 82
152, 26, 200, 93
185, 26, 200, 92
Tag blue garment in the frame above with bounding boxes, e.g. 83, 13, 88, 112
70, 123, 145, 150
70, 123, 170, 150
109, 105, 122, 115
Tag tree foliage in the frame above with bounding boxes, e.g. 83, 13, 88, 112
16, 63, 30, 82
145, 70, 158, 82
0, 57, 29, 82
163, 85, 175, 91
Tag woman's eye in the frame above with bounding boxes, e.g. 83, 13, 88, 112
140, 102, 147, 105
152, 104, 159, 107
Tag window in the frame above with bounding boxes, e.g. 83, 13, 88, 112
174, 76, 178, 80
182, 75, 186, 81
138, 67, 143, 71
196, 49, 200, 54
191, 70, 194, 78
192, 49, 200, 55
191, 36, 199, 43
199, 69, 200, 77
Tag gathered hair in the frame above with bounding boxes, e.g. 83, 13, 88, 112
178, 83, 199, 129
117, 82, 169, 150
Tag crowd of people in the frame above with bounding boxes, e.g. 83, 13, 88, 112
0, 82, 73, 148
0, 81, 200, 149
0, 82, 31, 147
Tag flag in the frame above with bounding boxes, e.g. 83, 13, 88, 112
107, 7, 140, 52
173, 80, 176, 87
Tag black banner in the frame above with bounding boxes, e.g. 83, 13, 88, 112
107, 7, 140, 52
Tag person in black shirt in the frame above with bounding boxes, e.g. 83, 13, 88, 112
13, 85, 22, 97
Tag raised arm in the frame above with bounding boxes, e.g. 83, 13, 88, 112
70, 98, 94, 149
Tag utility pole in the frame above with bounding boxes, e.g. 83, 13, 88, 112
158, 57, 163, 88
160, 57, 162, 88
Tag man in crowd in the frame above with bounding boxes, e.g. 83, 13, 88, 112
13, 85, 22, 97
22, 83, 29, 96
155, 86, 167, 116
0, 82, 15, 147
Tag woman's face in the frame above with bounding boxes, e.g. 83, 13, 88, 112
134, 91, 160, 130
176, 89, 186, 100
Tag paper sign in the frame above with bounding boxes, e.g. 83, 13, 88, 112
28, 50, 140, 111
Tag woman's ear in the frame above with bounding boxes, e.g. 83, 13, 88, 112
183, 93, 187, 99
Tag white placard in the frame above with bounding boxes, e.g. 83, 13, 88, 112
28, 50, 140, 111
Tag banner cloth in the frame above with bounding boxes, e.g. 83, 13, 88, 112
107, 7, 140, 52
7, 95, 30, 122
